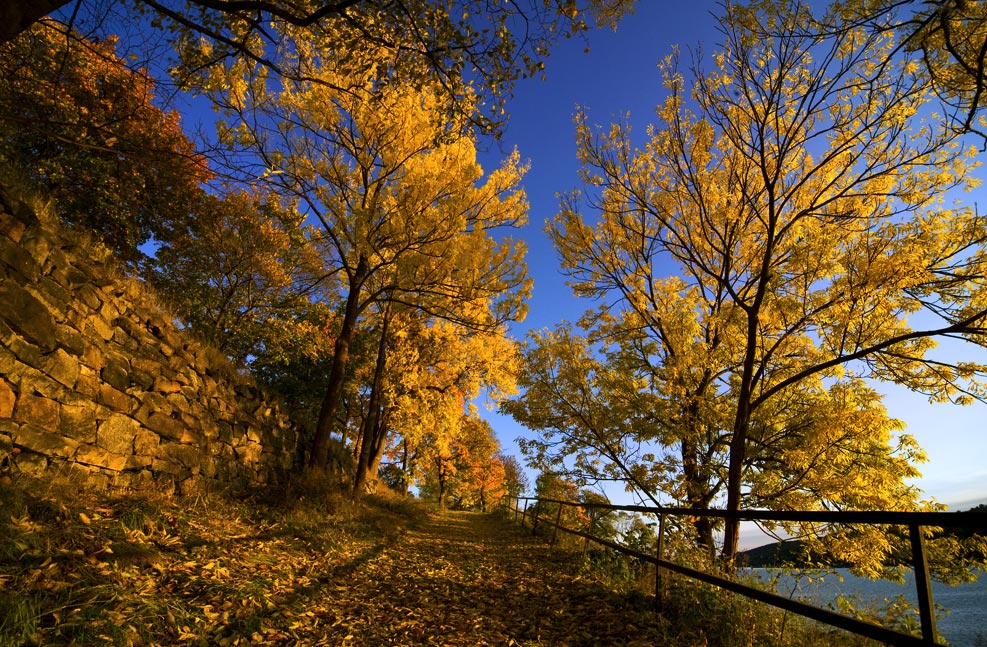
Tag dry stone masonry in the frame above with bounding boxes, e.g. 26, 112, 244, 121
0, 185, 299, 493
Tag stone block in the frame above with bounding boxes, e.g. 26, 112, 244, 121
88, 316, 114, 342
77, 284, 101, 310
16, 364, 62, 399
150, 457, 182, 475
9, 333, 43, 369
0, 345, 17, 376
129, 365, 154, 390
0, 281, 56, 351
81, 340, 105, 372
133, 427, 159, 455
235, 442, 263, 464
18, 227, 51, 270
0, 377, 15, 418
146, 412, 184, 441
0, 234, 41, 281
75, 444, 128, 471
13, 392, 59, 431
15, 424, 79, 458
97, 413, 138, 455
130, 356, 160, 376
101, 355, 130, 391
60, 402, 97, 443
124, 454, 152, 471
75, 371, 101, 398
166, 392, 190, 413
37, 276, 72, 322
153, 376, 182, 394
61, 264, 90, 289
155, 443, 202, 469
55, 323, 87, 357
0, 209, 27, 242
178, 426, 204, 446
99, 300, 120, 321
98, 384, 133, 413
44, 348, 80, 389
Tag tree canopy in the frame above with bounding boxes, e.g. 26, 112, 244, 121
505, 0, 987, 569
0, 19, 208, 261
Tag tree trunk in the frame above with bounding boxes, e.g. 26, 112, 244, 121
722, 416, 748, 568
1, 0, 70, 44
436, 460, 447, 509
353, 307, 390, 494
310, 256, 368, 470
722, 316, 762, 568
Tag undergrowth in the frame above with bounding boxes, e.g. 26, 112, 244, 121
0, 473, 426, 646
511, 512, 920, 647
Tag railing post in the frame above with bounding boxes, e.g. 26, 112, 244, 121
655, 512, 666, 612
521, 499, 529, 528
552, 502, 564, 545
909, 524, 938, 646
532, 501, 539, 536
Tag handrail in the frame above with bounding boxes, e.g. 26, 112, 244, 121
505, 496, 987, 647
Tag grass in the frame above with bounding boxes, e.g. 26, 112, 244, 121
0, 472, 936, 647
512, 512, 923, 647
0, 472, 426, 646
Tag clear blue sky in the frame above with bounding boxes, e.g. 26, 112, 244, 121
478, 1, 987, 512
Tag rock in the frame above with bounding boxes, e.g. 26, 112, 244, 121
133, 427, 159, 455
98, 384, 133, 413
15, 424, 79, 458
97, 413, 138, 455
0, 282, 56, 351
75, 444, 128, 471
0, 377, 15, 418
100, 354, 130, 391
145, 413, 185, 441
44, 348, 80, 388
60, 402, 97, 443
13, 392, 59, 431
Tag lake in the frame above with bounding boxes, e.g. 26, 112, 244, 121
749, 569, 987, 646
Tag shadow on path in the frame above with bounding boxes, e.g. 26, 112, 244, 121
300, 510, 664, 646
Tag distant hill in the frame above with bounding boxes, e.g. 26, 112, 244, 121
738, 538, 812, 568
738, 505, 987, 568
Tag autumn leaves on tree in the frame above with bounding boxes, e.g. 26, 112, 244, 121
506, 1, 987, 568
3, 0, 987, 573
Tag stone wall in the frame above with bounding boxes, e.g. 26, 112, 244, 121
0, 186, 299, 493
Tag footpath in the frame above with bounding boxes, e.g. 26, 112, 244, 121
303, 511, 663, 647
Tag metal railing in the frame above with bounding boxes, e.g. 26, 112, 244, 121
505, 496, 987, 647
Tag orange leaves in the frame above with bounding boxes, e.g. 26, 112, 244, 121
0, 19, 209, 260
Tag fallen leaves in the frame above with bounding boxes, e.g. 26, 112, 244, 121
0, 479, 663, 646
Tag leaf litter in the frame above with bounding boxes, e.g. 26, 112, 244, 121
0, 476, 662, 646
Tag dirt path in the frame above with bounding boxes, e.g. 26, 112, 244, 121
299, 511, 663, 646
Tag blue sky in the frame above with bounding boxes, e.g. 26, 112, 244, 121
478, 1, 987, 512
51, 0, 983, 515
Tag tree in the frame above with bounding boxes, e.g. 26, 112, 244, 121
418, 415, 506, 510
820, 0, 987, 138
4, 0, 633, 134
521, 1, 987, 568
195, 50, 531, 476
528, 471, 590, 532
500, 454, 530, 500
380, 314, 520, 496
146, 188, 323, 364
0, 19, 208, 261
